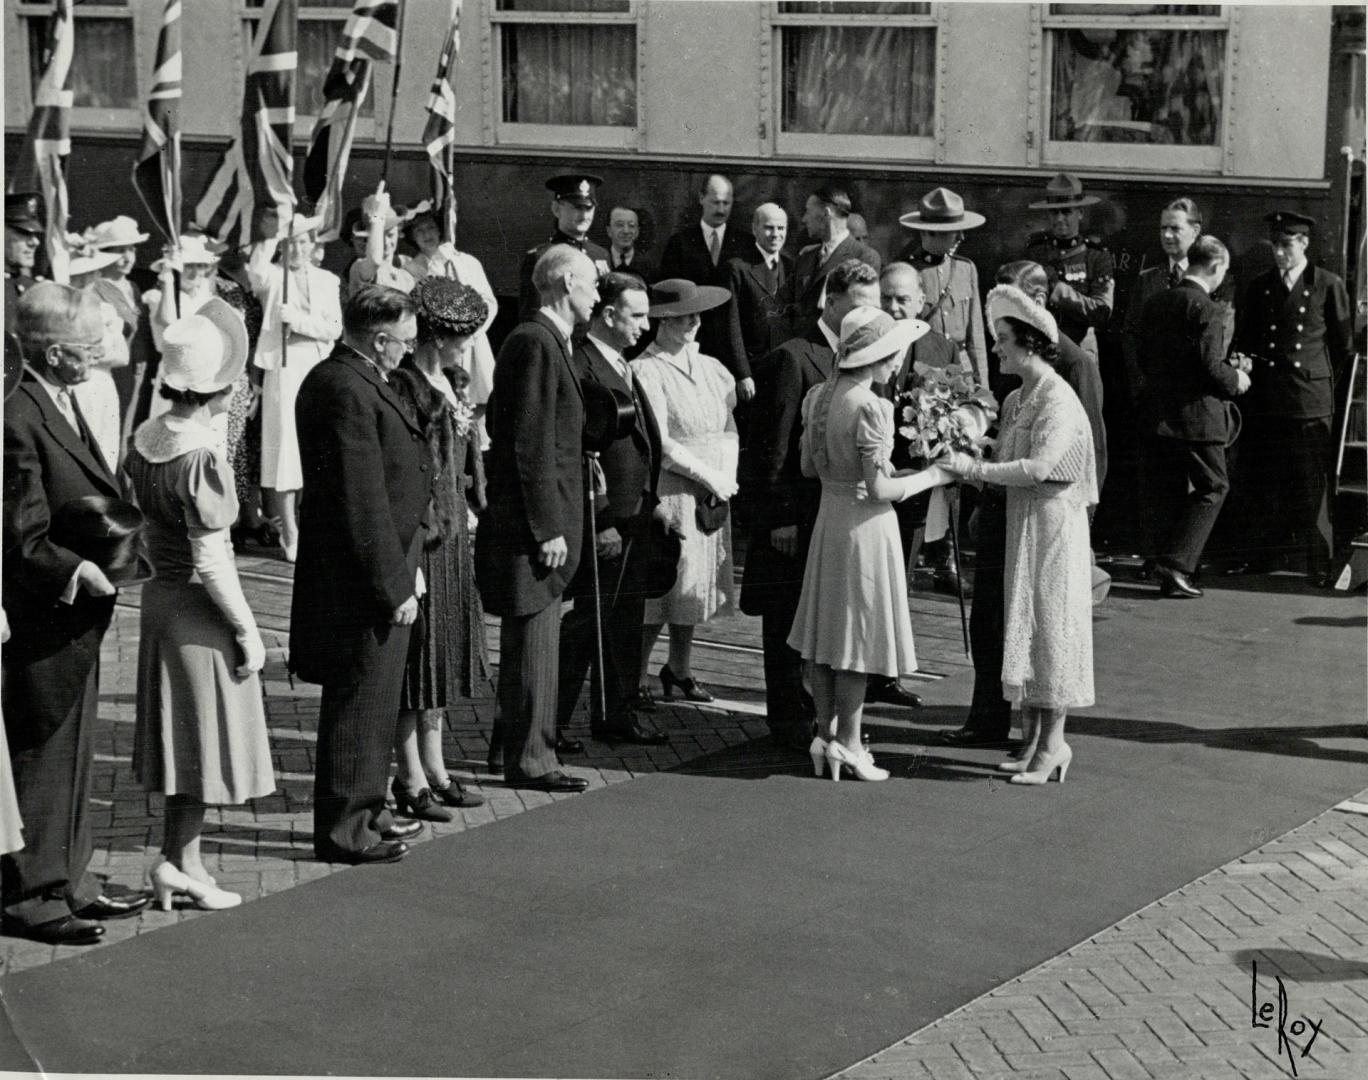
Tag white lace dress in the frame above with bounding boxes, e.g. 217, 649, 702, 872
979, 371, 1098, 709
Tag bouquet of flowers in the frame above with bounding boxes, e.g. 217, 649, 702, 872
896, 362, 998, 461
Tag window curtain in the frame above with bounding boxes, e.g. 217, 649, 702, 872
782, 26, 934, 136
29, 17, 138, 109
1051, 28, 1224, 146
502, 24, 636, 125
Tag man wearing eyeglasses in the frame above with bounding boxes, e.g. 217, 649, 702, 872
3, 283, 154, 946
290, 284, 433, 865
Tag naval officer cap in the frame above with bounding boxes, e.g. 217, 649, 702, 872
5, 193, 44, 235
1264, 210, 1315, 237
546, 173, 604, 207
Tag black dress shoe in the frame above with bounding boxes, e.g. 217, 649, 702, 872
634, 686, 658, 712
380, 818, 424, 842
865, 677, 923, 708
593, 722, 668, 746
3, 915, 105, 946
505, 770, 589, 793
331, 841, 408, 865
555, 734, 585, 755
76, 891, 152, 920
429, 777, 486, 808
938, 727, 1015, 749
390, 779, 454, 823
1156, 565, 1203, 598
932, 564, 972, 598
486, 744, 504, 775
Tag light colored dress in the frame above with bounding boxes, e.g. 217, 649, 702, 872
787, 377, 917, 678
989, 371, 1098, 708
631, 342, 739, 625
127, 418, 275, 804
246, 245, 343, 490
71, 296, 130, 472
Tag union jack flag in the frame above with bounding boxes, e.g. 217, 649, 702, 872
422, 1, 462, 244
132, 0, 183, 248
9, 0, 73, 283
194, 0, 298, 246
303, 1, 401, 242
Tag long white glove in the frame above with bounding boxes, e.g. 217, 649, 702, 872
894, 464, 954, 502
191, 529, 265, 679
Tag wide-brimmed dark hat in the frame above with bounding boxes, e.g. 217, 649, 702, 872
1265, 210, 1314, 237
1028, 173, 1100, 211
5, 193, 43, 235
49, 496, 155, 588
582, 380, 637, 455
899, 187, 985, 232
647, 278, 731, 318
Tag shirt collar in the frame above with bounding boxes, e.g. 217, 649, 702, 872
587, 333, 628, 379
702, 221, 725, 244
817, 318, 840, 352
1170, 257, 1188, 273
755, 243, 779, 269
1283, 261, 1307, 287
539, 306, 575, 343
26, 364, 71, 405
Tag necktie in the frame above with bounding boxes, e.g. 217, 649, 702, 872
1168, 264, 1183, 288
59, 388, 94, 451
708, 229, 721, 267
1282, 271, 1294, 291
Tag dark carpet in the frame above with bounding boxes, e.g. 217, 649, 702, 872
2, 580, 1363, 1079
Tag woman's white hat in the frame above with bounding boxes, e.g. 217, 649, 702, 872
837, 306, 929, 370
160, 296, 248, 393
88, 215, 150, 249
150, 234, 221, 273
65, 234, 120, 278
984, 284, 1059, 345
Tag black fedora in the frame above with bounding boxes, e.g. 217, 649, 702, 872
647, 279, 731, 318
582, 380, 637, 455
49, 496, 155, 588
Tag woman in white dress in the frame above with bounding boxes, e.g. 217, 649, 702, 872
88, 214, 155, 449
246, 214, 342, 562
631, 279, 738, 705
943, 286, 1098, 786
789, 308, 954, 782
67, 236, 129, 472
401, 205, 498, 450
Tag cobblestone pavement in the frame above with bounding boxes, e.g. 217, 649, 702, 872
834, 796, 1368, 1080
4, 557, 1366, 1080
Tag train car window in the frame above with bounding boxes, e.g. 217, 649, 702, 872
242, 1, 382, 122
19, 0, 137, 111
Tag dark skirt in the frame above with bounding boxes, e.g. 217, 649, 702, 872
401, 524, 491, 710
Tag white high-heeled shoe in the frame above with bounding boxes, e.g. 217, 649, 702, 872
825, 741, 889, 782
996, 753, 1034, 774
1009, 743, 1072, 786
150, 860, 243, 912
808, 734, 828, 777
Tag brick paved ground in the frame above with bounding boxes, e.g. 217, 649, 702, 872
834, 796, 1368, 1080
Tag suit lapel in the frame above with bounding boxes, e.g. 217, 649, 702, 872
802, 326, 835, 383
335, 348, 424, 436
817, 236, 854, 281
744, 252, 781, 297
23, 378, 118, 492
533, 312, 583, 404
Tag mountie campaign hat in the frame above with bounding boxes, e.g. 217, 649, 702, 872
899, 187, 986, 232
647, 278, 731, 318
546, 173, 604, 206
1265, 210, 1315, 236
1028, 173, 1101, 211
49, 496, 154, 588
5, 193, 44, 235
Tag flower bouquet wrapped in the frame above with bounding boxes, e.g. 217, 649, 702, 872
896, 361, 998, 462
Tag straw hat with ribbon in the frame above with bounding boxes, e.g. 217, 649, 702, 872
88, 215, 149, 249
836, 306, 929, 370
151, 234, 221, 274
65, 233, 120, 278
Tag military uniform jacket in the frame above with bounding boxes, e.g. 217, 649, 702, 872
476, 313, 586, 618
739, 323, 834, 617
4, 272, 42, 335
517, 232, 610, 323
790, 234, 882, 334
1138, 280, 1243, 444
288, 345, 431, 685
898, 244, 989, 389
1025, 234, 1115, 349
1236, 263, 1352, 420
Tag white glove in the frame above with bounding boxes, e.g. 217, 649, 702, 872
896, 464, 954, 502
191, 529, 264, 679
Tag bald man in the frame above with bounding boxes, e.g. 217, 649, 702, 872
721, 202, 793, 398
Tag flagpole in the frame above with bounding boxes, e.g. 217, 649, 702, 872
380, 0, 407, 184
280, 214, 294, 369
444, 139, 456, 246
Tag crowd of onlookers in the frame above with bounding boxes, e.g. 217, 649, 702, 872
1, 169, 1356, 946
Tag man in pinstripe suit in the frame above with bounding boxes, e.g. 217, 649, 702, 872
291, 286, 431, 864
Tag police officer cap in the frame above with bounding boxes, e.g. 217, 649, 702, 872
546, 173, 603, 205
1264, 210, 1314, 236
5, 193, 44, 235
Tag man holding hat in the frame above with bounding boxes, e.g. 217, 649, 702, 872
517, 174, 610, 322
1229, 210, 1352, 584
896, 187, 989, 390
3, 283, 152, 945
5, 194, 45, 335
1024, 173, 1115, 359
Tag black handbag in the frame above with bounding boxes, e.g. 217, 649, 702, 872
695, 493, 730, 534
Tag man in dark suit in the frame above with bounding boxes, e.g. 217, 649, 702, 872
741, 259, 905, 749
605, 205, 654, 281
518, 174, 611, 323
1138, 237, 1248, 599
791, 183, 882, 340
657, 174, 752, 374
3, 284, 152, 945
1230, 211, 1353, 585
721, 203, 792, 394
477, 245, 598, 793
941, 262, 1109, 749
556, 272, 668, 746
291, 285, 430, 865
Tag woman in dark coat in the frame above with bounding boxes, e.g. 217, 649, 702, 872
387, 277, 491, 818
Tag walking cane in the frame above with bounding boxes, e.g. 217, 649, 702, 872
585, 452, 610, 727
947, 485, 970, 656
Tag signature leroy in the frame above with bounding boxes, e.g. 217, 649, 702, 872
1250, 961, 1325, 1076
